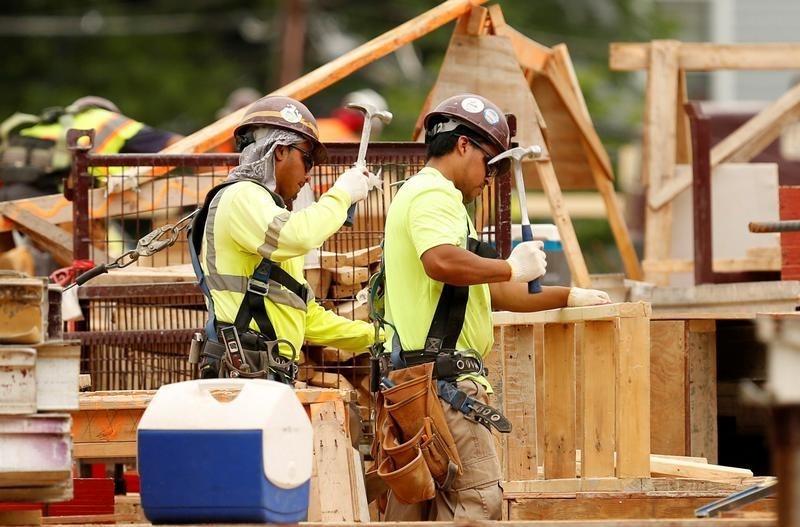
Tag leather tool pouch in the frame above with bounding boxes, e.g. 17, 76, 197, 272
373, 363, 462, 504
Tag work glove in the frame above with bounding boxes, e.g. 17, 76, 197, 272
506, 240, 547, 282
567, 287, 613, 307
332, 166, 382, 204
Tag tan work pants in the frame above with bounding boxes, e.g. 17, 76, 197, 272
383, 380, 503, 521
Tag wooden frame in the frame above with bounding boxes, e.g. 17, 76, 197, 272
610, 41, 800, 285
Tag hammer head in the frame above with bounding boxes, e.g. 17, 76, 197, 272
345, 102, 393, 125
488, 145, 542, 166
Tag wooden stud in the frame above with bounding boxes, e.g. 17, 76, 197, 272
503, 324, 538, 481
581, 320, 616, 478
686, 319, 717, 463
542, 322, 576, 479
649, 320, 688, 456
534, 160, 592, 287
615, 315, 651, 477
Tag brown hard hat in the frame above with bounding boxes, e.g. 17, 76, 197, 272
423, 93, 512, 154
234, 95, 327, 164
69, 96, 120, 114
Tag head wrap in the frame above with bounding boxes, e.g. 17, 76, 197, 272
226, 128, 304, 191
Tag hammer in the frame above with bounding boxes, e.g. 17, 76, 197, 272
489, 145, 544, 293
344, 102, 393, 226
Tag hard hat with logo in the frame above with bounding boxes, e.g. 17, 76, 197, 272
423, 93, 512, 154
234, 95, 327, 163
68, 96, 121, 114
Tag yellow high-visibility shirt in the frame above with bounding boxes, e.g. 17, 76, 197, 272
200, 179, 375, 358
383, 167, 494, 391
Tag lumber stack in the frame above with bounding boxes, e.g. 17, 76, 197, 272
312, 245, 382, 323
0, 274, 80, 506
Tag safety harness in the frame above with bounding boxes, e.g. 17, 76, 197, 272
188, 179, 306, 384
373, 234, 511, 434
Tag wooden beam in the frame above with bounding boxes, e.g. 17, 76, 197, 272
160, 0, 488, 157
711, 81, 800, 167
534, 159, 592, 287
0, 203, 74, 266
611, 42, 800, 71
493, 301, 652, 326
489, 6, 551, 74
642, 40, 680, 285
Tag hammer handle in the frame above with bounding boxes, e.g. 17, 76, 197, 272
520, 224, 542, 294
344, 204, 356, 227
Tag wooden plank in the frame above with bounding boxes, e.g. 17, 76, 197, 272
615, 316, 651, 477
542, 323, 576, 479
488, 8, 551, 73
533, 323, 546, 465
160, 0, 488, 157
493, 301, 652, 326
711, 82, 800, 167
687, 319, 718, 463
508, 494, 776, 521
486, 325, 506, 479
642, 40, 680, 286
545, 44, 613, 178
580, 320, 616, 478
0, 170, 220, 234
319, 245, 382, 269
650, 456, 751, 479
590, 154, 643, 280
503, 324, 538, 480
328, 266, 369, 285
310, 399, 358, 522
534, 159, 591, 287
611, 41, 800, 71
649, 320, 687, 456
676, 70, 692, 164
0, 203, 74, 266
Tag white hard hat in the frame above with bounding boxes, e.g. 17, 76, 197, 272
342, 89, 388, 112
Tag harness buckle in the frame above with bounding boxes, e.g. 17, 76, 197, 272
247, 278, 270, 296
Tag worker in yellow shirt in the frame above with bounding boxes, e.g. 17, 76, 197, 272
190, 95, 382, 384
375, 93, 611, 520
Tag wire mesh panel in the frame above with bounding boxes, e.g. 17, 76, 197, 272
68, 140, 511, 427
67, 283, 205, 391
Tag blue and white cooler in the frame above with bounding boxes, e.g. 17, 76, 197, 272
137, 378, 312, 524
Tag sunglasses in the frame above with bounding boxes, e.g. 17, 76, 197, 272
467, 137, 499, 179
288, 144, 314, 172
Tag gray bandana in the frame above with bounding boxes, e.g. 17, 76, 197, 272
226, 128, 304, 191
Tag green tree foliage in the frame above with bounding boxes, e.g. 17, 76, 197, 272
1, 0, 677, 143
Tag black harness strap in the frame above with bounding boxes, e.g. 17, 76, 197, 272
189, 179, 307, 342
422, 236, 499, 354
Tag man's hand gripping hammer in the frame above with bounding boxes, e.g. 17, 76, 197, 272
489, 145, 543, 293
344, 102, 393, 226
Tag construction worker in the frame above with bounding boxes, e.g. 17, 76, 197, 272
190, 95, 382, 383
377, 93, 611, 520
0, 95, 181, 201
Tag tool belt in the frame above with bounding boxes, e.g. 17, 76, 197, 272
372, 362, 462, 504
189, 328, 297, 385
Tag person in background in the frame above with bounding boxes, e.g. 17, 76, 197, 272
316, 88, 389, 142
0, 95, 181, 201
192, 95, 383, 384
377, 93, 612, 521
214, 87, 262, 153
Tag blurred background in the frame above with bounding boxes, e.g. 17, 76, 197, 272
3, 0, 800, 272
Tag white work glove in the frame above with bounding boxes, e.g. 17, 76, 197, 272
567, 287, 613, 307
506, 240, 547, 282
332, 165, 382, 204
